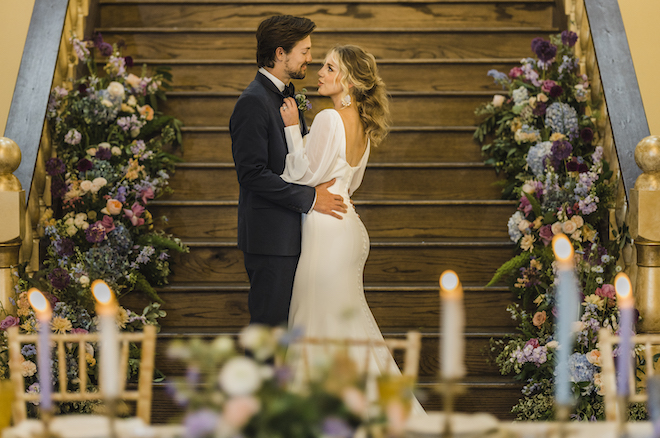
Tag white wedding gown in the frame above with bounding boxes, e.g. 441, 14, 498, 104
282, 109, 425, 415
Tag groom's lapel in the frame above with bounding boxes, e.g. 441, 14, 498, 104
255, 72, 309, 137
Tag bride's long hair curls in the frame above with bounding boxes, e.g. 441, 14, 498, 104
329, 45, 390, 147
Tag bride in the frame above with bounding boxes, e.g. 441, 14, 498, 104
279, 45, 424, 415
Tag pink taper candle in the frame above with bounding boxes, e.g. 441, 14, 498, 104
28, 288, 52, 411
615, 272, 634, 397
439, 270, 465, 379
91, 280, 120, 400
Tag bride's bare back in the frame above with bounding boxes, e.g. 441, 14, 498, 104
338, 109, 368, 167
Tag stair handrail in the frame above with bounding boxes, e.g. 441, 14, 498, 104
565, 0, 659, 333
0, 0, 94, 312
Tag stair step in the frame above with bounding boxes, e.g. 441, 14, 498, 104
164, 238, 513, 284
159, 91, 495, 128
122, 283, 516, 332
166, 126, 486, 163
132, 59, 519, 93
100, 1, 554, 29
165, 161, 504, 201
151, 200, 515, 239
99, 27, 557, 60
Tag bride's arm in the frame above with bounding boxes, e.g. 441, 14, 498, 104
280, 108, 340, 187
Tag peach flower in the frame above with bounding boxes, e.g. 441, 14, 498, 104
222, 396, 260, 430
102, 199, 123, 215
138, 104, 154, 121
532, 311, 547, 327
492, 94, 505, 108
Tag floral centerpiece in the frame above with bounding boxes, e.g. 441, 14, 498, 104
0, 32, 185, 414
167, 325, 410, 438
474, 31, 645, 420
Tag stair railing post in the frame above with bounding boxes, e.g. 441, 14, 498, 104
0, 137, 26, 314
629, 135, 660, 333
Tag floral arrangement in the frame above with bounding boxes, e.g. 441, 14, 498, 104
474, 31, 644, 420
0, 32, 184, 414
295, 88, 312, 112
167, 325, 411, 438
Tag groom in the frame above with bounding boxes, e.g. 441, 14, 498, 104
230, 15, 347, 327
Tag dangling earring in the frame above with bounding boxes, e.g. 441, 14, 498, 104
341, 94, 352, 109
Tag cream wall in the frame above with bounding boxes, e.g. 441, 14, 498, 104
0, 0, 36, 136
618, 0, 660, 136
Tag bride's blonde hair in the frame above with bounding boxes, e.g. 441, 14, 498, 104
328, 45, 390, 147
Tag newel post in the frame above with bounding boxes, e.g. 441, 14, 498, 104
629, 135, 660, 333
0, 137, 26, 314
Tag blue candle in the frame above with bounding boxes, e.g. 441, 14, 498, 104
552, 234, 579, 407
615, 273, 634, 397
28, 289, 52, 412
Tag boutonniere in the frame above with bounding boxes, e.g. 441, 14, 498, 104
295, 88, 312, 112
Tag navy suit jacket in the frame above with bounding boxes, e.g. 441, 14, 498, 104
230, 72, 315, 256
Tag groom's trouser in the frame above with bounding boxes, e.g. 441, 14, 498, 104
243, 252, 300, 327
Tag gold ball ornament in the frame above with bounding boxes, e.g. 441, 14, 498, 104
0, 137, 23, 192
634, 135, 660, 191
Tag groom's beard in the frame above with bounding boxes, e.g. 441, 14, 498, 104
286, 63, 308, 80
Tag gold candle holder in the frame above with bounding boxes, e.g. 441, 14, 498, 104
435, 379, 465, 438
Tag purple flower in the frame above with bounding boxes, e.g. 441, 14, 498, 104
124, 56, 134, 67
580, 127, 594, 144
96, 146, 112, 160
533, 39, 557, 64
551, 140, 573, 168
0, 315, 20, 331
518, 195, 533, 216
184, 410, 219, 438
322, 417, 353, 438
55, 238, 75, 257
94, 33, 114, 57
48, 267, 71, 290
77, 158, 93, 172
51, 177, 67, 199
561, 30, 578, 47
64, 129, 82, 145
549, 85, 564, 98
46, 158, 65, 176
85, 222, 107, 243
532, 102, 547, 117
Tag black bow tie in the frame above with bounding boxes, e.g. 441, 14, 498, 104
283, 83, 295, 98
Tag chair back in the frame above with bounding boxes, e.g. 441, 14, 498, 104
285, 330, 422, 380
7, 324, 156, 424
598, 328, 660, 421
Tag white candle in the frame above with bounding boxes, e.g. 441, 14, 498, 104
439, 270, 465, 379
552, 234, 579, 406
92, 280, 120, 399
615, 272, 634, 397
28, 288, 52, 412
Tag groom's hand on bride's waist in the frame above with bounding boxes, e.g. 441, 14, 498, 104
313, 179, 347, 219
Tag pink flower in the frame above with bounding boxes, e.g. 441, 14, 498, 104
222, 396, 260, 429
71, 328, 89, 335
596, 284, 616, 300
525, 338, 540, 349
541, 80, 557, 93
0, 315, 20, 330
140, 187, 154, 205
509, 67, 524, 78
538, 225, 554, 246
518, 195, 533, 216
100, 215, 116, 233
124, 202, 145, 226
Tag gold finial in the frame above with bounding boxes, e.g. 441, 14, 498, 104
634, 135, 660, 190
0, 137, 23, 192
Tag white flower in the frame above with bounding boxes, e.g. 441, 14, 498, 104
22, 360, 37, 377
219, 357, 262, 396
126, 73, 141, 89
239, 324, 276, 361
98, 142, 111, 149
596, 277, 604, 284
521, 181, 536, 194
80, 180, 93, 192
615, 265, 623, 273
586, 349, 601, 366
127, 95, 137, 106
518, 219, 531, 232
79, 275, 90, 286
107, 81, 125, 98
101, 99, 114, 108
211, 336, 235, 356
492, 94, 505, 108
546, 340, 559, 349
111, 146, 122, 156
551, 222, 563, 236
570, 215, 584, 228
92, 177, 107, 188
66, 225, 78, 236
561, 220, 577, 235
87, 148, 97, 156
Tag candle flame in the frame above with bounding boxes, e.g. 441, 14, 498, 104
552, 234, 574, 262
440, 270, 462, 298
91, 280, 114, 305
28, 288, 50, 313
615, 272, 632, 299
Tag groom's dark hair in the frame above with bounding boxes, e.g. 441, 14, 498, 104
256, 15, 316, 68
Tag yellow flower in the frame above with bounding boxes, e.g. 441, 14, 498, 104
86, 353, 96, 366
583, 294, 605, 310
116, 307, 129, 329
51, 316, 73, 334
20, 321, 36, 334
583, 224, 597, 242
549, 132, 566, 141
532, 217, 543, 230
17, 292, 31, 317
520, 234, 535, 252
125, 158, 145, 181
510, 118, 523, 133
530, 259, 543, 271
533, 294, 545, 305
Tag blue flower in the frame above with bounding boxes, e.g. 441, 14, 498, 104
526, 141, 553, 177
22, 344, 37, 357
545, 102, 578, 136
568, 353, 596, 382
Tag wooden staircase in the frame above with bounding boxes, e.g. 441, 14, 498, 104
99, 0, 561, 421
